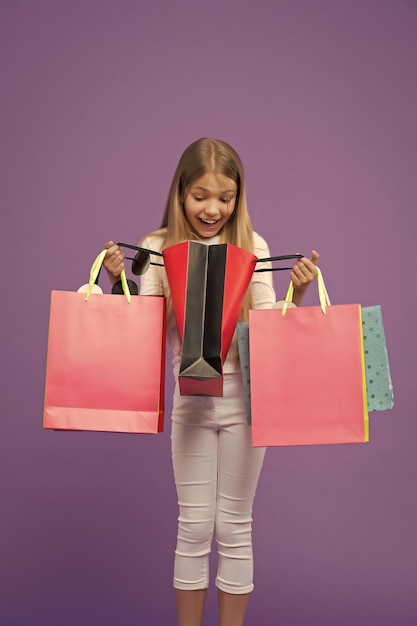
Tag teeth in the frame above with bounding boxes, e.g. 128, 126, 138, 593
201, 219, 218, 225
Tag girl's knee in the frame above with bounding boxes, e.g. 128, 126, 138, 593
215, 512, 253, 550
177, 516, 215, 554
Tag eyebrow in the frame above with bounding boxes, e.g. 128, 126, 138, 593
191, 186, 236, 195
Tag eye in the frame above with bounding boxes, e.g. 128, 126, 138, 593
194, 196, 205, 202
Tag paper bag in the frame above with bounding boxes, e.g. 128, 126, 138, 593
44, 251, 166, 433
249, 269, 369, 446
163, 240, 256, 396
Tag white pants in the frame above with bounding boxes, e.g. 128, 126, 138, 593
171, 373, 266, 594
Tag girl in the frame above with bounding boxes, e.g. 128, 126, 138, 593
104, 138, 319, 626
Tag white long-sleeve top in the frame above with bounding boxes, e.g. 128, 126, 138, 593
139, 230, 276, 375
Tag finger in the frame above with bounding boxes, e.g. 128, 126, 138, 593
290, 270, 303, 287
299, 256, 319, 275
291, 259, 317, 285
104, 242, 123, 261
103, 242, 125, 276
310, 250, 320, 266
295, 259, 315, 276
291, 265, 309, 286
104, 241, 117, 259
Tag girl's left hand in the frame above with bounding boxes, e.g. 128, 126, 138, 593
291, 250, 320, 287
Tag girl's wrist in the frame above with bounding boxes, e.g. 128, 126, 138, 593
105, 267, 121, 287
291, 283, 308, 307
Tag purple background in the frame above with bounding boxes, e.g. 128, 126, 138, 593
1, 1, 416, 624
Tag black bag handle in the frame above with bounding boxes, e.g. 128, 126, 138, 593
115, 242, 304, 277
117, 242, 164, 276
254, 254, 304, 272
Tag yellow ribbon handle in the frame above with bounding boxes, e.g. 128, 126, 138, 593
85, 249, 131, 303
282, 267, 330, 316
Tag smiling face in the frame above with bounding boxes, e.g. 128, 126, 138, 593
183, 172, 237, 239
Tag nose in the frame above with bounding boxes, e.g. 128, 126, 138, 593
203, 199, 219, 216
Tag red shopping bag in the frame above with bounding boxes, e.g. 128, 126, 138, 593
43, 252, 166, 433
163, 240, 256, 396
249, 270, 368, 447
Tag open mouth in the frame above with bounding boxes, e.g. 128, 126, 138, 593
199, 218, 220, 226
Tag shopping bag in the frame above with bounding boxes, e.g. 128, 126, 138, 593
237, 322, 252, 423
43, 251, 166, 433
163, 240, 256, 396
238, 303, 394, 423
362, 305, 394, 411
249, 269, 369, 446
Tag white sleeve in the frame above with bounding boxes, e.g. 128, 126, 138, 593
251, 233, 277, 309
138, 236, 165, 296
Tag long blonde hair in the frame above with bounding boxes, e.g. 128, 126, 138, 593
146, 138, 255, 320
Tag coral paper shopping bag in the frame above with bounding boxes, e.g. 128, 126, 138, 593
249, 269, 369, 447
44, 251, 166, 434
238, 304, 394, 423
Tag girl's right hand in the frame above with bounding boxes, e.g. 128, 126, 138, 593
103, 241, 125, 281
